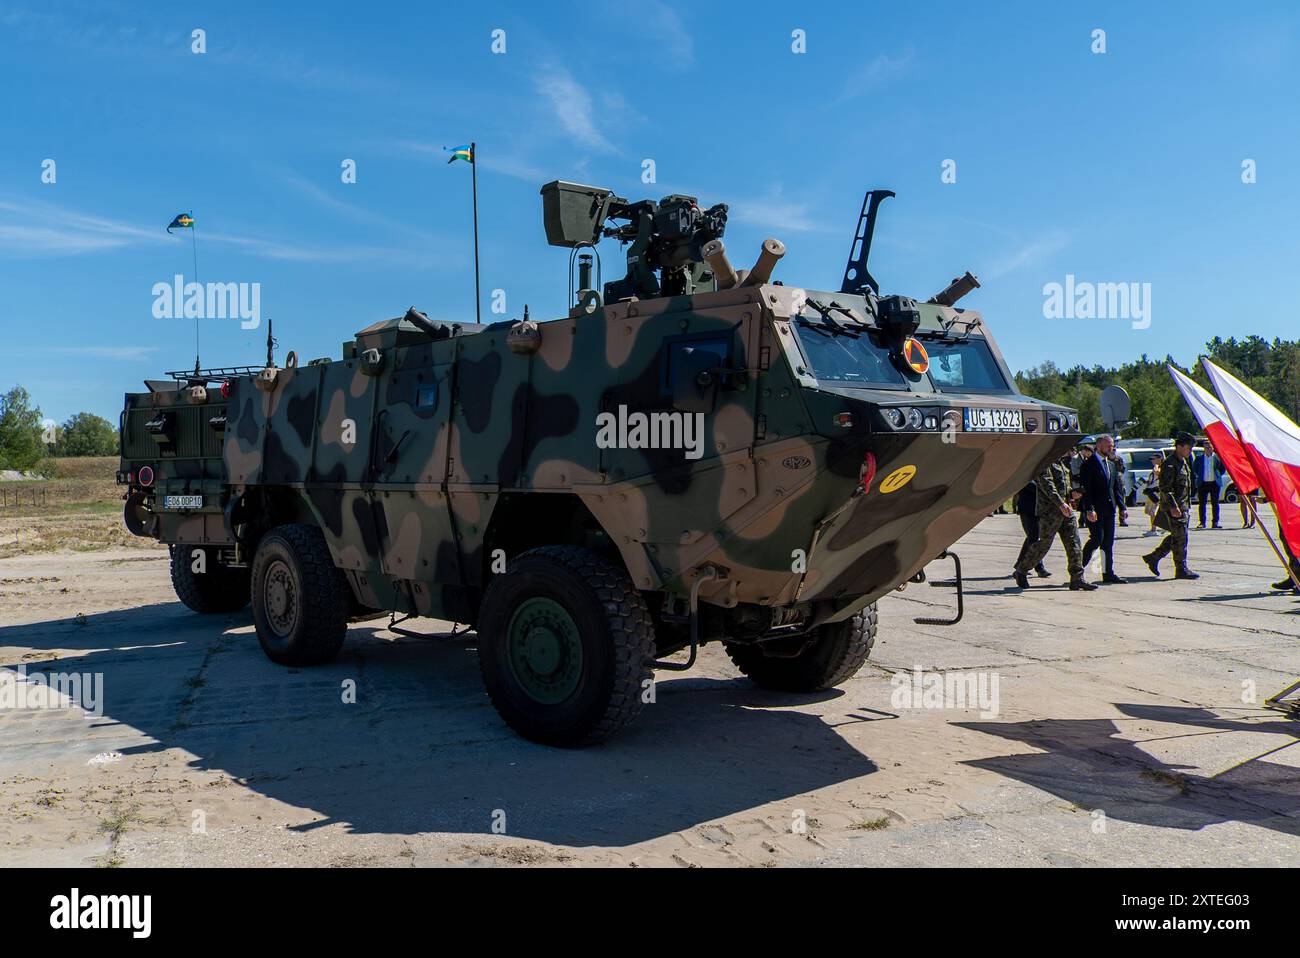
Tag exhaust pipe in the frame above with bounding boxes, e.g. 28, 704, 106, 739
701, 239, 738, 290
927, 270, 980, 307
739, 238, 786, 287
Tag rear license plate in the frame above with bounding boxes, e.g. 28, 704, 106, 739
963, 407, 1023, 433
163, 495, 203, 510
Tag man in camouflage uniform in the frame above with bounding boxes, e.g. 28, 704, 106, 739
1143, 432, 1199, 580
1013, 451, 1097, 591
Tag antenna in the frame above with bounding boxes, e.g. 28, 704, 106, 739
841, 189, 895, 296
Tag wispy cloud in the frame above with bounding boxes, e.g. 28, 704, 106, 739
34, 345, 158, 361
534, 67, 616, 153
984, 231, 1070, 279
0, 197, 165, 255
389, 140, 547, 183
729, 185, 825, 234
0, 195, 446, 267
837, 49, 915, 103
620, 0, 694, 70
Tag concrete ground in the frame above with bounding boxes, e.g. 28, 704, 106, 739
2, 515, 1299, 867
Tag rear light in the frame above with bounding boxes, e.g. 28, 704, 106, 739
857, 451, 878, 495
137, 465, 155, 488
220, 380, 231, 398
834, 412, 854, 428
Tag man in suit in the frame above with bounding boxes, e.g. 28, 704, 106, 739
1081, 434, 1128, 583
1192, 441, 1225, 529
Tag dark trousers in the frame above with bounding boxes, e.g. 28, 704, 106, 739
1082, 505, 1117, 575
1016, 510, 1040, 569
1198, 483, 1220, 526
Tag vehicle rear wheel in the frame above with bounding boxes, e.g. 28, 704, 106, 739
250, 524, 348, 666
726, 604, 877, 692
477, 546, 655, 747
169, 545, 250, 614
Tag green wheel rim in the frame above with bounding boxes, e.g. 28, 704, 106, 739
505, 596, 583, 705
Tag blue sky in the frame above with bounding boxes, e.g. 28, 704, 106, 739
2, 0, 1298, 423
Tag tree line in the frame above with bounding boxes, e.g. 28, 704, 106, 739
1015, 335, 1300, 439
0, 386, 119, 471
0, 335, 1297, 470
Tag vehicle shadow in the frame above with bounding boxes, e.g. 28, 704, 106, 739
956, 703, 1300, 836
1, 606, 877, 848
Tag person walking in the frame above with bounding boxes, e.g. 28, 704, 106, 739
1143, 432, 1199, 579
1193, 440, 1225, 529
1239, 487, 1256, 529
1014, 451, 1097, 591
1143, 452, 1164, 535
1013, 479, 1052, 579
1081, 434, 1128, 583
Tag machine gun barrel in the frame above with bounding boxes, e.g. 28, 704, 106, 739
927, 270, 981, 307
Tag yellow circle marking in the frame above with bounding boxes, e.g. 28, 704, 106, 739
879, 465, 917, 494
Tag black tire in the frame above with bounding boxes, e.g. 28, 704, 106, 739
726, 604, 877, 692
477, 546, 655, 747
249, 524, 348, 666
169, 545, 250, 614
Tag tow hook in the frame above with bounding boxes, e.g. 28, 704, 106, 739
913, 550, 964, 626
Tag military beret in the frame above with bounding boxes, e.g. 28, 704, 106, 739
1175, 431, 1195, 446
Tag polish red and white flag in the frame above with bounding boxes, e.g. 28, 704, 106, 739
1204, 360, 1300, 555
1168, 366, 1260, 497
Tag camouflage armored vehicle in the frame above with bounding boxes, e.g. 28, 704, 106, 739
119, 182, 1081, 745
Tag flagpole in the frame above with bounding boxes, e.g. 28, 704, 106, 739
471, 142, 480, 324
1245, 494, 1300, 592
190, 212, 200, 373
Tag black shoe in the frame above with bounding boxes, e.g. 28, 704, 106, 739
1035, 564, 1052, 578
1142, 552, 1162, 577
1195, 524, 1205, 530
1271, 579, 1295, 591
1102, 574, 1127, 584
1212, 524, 1223, 530
1175, 568, 1200, 580
1013, 570, 1030, 589
1070, 576, 1099, 591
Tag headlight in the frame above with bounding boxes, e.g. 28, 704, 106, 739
904, 407, 924, 430
883, 408, 905, 429
1047, 414, 1061, 432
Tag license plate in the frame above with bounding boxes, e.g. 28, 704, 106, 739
163, 495, 203, 510
963, 407, 1023, 433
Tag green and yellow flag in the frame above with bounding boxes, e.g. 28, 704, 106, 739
444, 144, 474, 165
166, 212, 194, 233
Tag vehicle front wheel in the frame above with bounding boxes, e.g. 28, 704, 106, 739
170, 545, 250, 614
726, 605, 877, 692
250, 524, 348, 666
477, 546, 655, 747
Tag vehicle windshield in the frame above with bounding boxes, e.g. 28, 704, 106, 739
923, 338, 1010, 392
792, 317, 907, 387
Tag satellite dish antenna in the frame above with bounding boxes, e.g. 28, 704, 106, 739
1099, 384, 1132, 432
